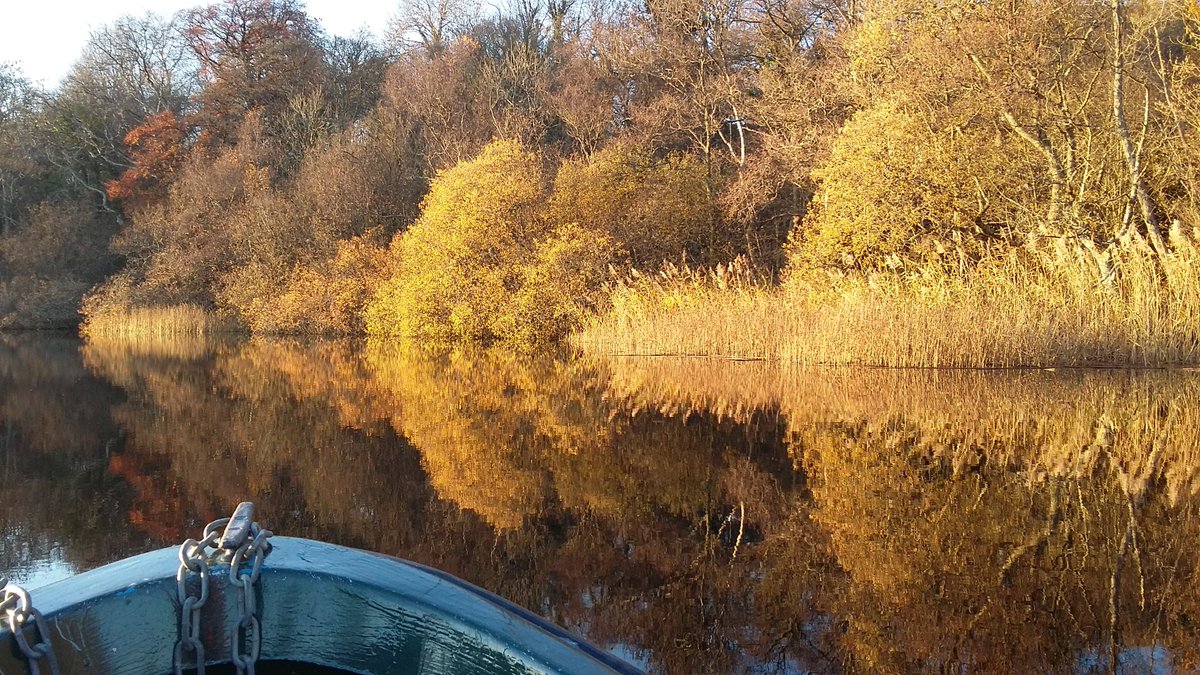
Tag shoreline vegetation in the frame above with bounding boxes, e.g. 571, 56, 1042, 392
80, 303, 239, 340
2, 0, 1199, 368
79, 227, 1200, 369
576, 229, 1200, 368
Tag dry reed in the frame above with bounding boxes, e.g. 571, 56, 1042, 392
574, 257, 787, 359
81, 304, 239, 342
575, 226, 1200, 367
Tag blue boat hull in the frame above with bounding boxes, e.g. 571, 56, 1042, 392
0, 537, 641, 674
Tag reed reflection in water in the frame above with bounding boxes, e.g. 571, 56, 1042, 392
2, 333, 1199, 673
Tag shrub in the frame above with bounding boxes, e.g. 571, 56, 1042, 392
499, 223, 618, 346
366, 140, 620, 346
549, 144, 711, 267
792, 101, 1021, 270
233, 234, 390, 334
366, 140, 546, 342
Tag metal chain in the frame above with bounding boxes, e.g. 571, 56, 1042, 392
173, 503, 271, 675
174, 519, 226, 675
2, 578, 61, 675
228, 524, 271, 675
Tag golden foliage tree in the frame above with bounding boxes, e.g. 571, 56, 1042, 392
790, 0, 1197, 270
793, 100, 1024, 269
549, 144, 710, 267
366, 140, 619, 346
366, 140, 545, 342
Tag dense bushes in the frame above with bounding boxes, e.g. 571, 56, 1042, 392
549, 145, 710, 267
0, 201, 118, 327
365, 141, 619, 346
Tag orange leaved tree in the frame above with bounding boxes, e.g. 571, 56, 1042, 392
105, 110, 192, 213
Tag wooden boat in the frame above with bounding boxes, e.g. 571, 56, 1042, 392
0, 503, 641, 675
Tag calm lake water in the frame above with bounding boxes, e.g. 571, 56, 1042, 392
3, 332, 1200, 674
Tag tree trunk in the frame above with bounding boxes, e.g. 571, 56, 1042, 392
1112, 0, 1165, 254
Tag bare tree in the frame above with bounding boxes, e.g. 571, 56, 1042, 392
34, 13, 198, 210
74, 13, 198, 116
1110, 0, 1164, 253
388, 0, 478, 58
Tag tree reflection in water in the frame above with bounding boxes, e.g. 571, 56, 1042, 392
2, 334, 1199, 673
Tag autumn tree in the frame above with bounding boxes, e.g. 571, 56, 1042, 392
544, 42, 623, 152
215, 117, 427, 333
788, 0, 1198, 270
77, 15, 197, 213
378, 39, 499, 171
104, 110, 192, 210
92, 113, 280, 311
549, 143, 710, 266
596, 0, 785, 262
73, 13, 198, 116
366, 140, 546, 342
1, 52, 136, 327
381, 0, 613, 169
36, 13, 196, 211
366, 140, 617, 345
0, 201, 119, 327
609, 0, 756, 162
1153, 0, 1200, 221
743, 0, 857, 259
183, 0, 325, 148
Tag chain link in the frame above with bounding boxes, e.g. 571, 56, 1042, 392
4, 502, 272, 675
2, 578, 60, 675
229, 524, 271, 675
173, 504, 271, 675
174, 522, 225, 675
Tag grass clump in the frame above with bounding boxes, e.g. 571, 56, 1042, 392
574, 257, 785, 360
80, 302, 235, 341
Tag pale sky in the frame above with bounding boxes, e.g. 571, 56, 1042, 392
0, 0, 400, 88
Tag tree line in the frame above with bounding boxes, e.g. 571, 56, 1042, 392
1, 0, 1197, 344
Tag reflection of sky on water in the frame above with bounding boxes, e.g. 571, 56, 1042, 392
5, 548, 76, 589
605, 644, 653, 672
1077, 645, 1176, 674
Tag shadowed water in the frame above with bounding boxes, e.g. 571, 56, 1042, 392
3, 332, 1200, 674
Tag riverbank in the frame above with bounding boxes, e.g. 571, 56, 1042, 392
70, 230, 1200, 369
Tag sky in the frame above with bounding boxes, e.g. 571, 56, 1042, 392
0, 0, 399, 88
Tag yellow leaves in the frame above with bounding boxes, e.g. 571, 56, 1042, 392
419, 139, 544, 233
215, 232, 390, 335
365, 140, 620, 347
366, 140, 550, 343
497, 223, 619, 346
844, 17, 899, 91
793, 96, 1024, 271
549, 144, 711, 267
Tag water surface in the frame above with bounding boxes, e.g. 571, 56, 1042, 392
3, 333, 1200, 674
